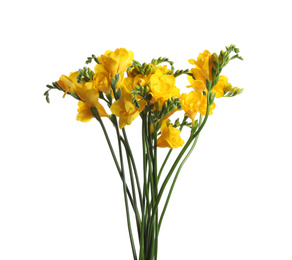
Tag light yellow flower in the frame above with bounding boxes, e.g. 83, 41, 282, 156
122, 74, 149, 93
187, 50, 214, 93
154, 65, 172, 75
149, 69, 180, 104
93, 64, 111, 95
57, 72, 79, 98
157, 120, 184, 149
212, 75, 228, 98
180, 91, 203, 121
198, 95, 216, 116
76, 100, 109, 123
110, 90, 147, 129
98, 48, 134, 77
73, 81, 99, 108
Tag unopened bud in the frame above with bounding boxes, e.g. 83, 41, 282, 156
223, 83, 233, 92
236, 88, 244, 94
145, 64, 152, 75
152, 59, 158, 66
145, 85, 150, 93
212, 53, 219, 62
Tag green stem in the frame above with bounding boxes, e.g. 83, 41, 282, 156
122, 128, 143, 213
157, 116, 188, 182
148, 95, 212, 238
158, 150, 172, 182
90, 107, 135, 210
158, 115, 203, 232
113, 115, 137, 260
145, 114, 155, 260
152, 119, 159, 260
120, 137, 142, 239
141, 114, 151, 259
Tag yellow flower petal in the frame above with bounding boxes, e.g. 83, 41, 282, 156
76, 100, 109, 123
157, 121, 184, 149
76, 101, 93, 122
212, 75, 228, 98
110, 91, 146, 129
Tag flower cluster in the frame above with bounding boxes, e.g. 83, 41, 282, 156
45, 45, 242, 149
45, 45, 243, 260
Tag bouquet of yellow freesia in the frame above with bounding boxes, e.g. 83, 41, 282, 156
44, 45, 243, 260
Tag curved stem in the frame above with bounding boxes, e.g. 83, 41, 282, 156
113, 115, 137, 260
157, 116, 188, 182
148, 95, 212, 237
120, 137, 142, 239
122, 128, 143, 213
90, 107, 135, 210
158, 115, 203, 232
158, 149, 172, 182
152, 119, 159, 260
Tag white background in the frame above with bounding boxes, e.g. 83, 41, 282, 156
1, 0, 291, 259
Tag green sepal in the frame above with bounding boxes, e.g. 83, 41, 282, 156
44, 90, 50, 103
110, 78, 116, 92
116, 88, 121, 100
206, 79, 213, 92
90, 107, 101, 122
208, 92, 216, 105
69, 92, 81, 101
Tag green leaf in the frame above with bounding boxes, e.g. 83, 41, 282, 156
44, 91, 50, 103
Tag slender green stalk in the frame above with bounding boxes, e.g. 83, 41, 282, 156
157, 116, 188, 182
152, 120, 159, 260
148, 95, 212, 238
90, 107, 135, 209
158, 149, 172, 182
122, 128, 143, 213
145, 114, 156, 260
158, 115, 203, 232
113, 115, 137, 260
121, 137, 142, 239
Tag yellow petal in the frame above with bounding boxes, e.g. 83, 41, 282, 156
188, 59, 196, 65
76, 101, 93, 123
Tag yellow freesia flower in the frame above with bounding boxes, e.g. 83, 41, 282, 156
149, 69, 180, 104
98, 48, 134, 77
153, 65, 172, 75
187, 50, 214, 93
93, 64, 111, 95
122, 74, 149, 93
180, 91, 203, 122
212, 75, 228, 98
198, 95, 216, 116
157, 120, 184, 149
73, 81, 99, 108
76, 100, 109, 123
57, 72, 79, 98
110, 90, 147, 129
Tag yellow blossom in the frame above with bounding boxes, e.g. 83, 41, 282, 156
157, 120, 184, 149
198, 95, 216, 116
153, 65, 172, 75
76, 100, 109, 123
212, 75, 228, 98
57, 72, 79, 98
187, 50, 214, 93
180, 91, 203, 121
73, 81, 99, 108
149, 69, 180, 104
93, 64, 111, 95
110, 90, 147, 129
98, 48, 134, 77
122, 74, 149, 93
